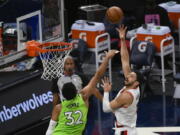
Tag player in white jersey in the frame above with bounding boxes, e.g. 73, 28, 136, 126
102, 25, 142, 135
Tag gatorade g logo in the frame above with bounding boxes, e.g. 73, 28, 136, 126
138, 42, 147, 52
98, 52, 106, 63
79, 32, 87, 41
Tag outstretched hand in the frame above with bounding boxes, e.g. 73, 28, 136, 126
116, 25, 127, 40
105, 49, 119, 59
101, 77, 112, 92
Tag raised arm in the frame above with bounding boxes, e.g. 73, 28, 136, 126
116, 25, 131, 77
89, 50, 117, 87
81, 50, 118, 99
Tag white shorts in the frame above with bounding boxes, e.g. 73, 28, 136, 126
113, 124, 137, 135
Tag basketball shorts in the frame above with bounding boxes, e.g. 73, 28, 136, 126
113, 122, 137, 135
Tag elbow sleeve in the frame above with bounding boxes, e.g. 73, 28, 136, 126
103, 92, 113, 112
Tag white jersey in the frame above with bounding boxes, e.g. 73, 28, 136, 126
57, 74, 83, 101
114, 87, 140, 128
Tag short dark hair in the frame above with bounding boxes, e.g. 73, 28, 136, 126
62, 82, 77, 100
134, 71, 144, 84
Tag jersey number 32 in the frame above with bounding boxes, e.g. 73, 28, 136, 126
64, 110, 83, 125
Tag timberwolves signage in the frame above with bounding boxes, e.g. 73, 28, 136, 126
0, 92, 53, 123
0, 75, 53, 135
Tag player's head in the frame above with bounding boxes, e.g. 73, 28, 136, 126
62, 82, 77, 100
63, 56, 75, 75
124, 71, 143, 88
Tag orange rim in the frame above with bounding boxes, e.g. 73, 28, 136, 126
26, 40, 73, 57
38, 42, 73, 53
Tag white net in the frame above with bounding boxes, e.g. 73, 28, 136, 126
39, 43, 72, 81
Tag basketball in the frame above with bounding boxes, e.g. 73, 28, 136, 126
106, 6, 124, 24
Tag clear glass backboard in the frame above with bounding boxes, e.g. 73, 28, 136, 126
0, 0, 65, 67
42, 0, 64, 42
17, 10, 42, 51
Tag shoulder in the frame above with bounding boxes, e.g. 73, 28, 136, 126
71, 74, 83, 82
117, 88, 140, 105
128, 87, 140, 95
119, 91, 134, 100
58, 75, 71, 82
127, 88, 140, 100
115, 91, 133, 104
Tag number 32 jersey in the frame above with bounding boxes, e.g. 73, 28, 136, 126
53, 94, 88, 135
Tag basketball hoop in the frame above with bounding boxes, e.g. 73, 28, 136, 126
26, 40, 73, 80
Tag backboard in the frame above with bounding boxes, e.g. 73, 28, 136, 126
17, 10, 42, 51
42, 0, 65, 42
0, 0, 65, 68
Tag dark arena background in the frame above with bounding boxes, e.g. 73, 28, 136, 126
0, 0, 180, 135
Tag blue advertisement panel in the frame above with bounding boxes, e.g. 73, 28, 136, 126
0, 72, 52, 135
